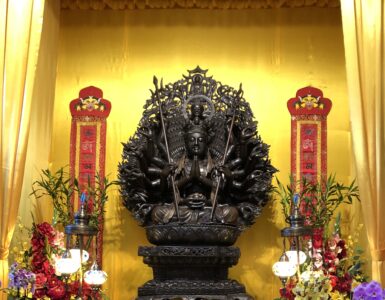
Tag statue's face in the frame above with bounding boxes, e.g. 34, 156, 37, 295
186, 131, 207, 158
191, 104, 203, 117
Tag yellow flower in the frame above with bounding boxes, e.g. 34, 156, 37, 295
22, 241, 29, 250
330, 291, 346, 300
351, 279, 361, 289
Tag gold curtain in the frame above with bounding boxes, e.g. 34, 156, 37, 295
17, 0, 60, 227
341, 0, 385, 284
0, 0, 46, 295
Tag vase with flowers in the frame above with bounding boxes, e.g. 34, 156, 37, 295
0, 166, 115, 299
274, 174, 366, 300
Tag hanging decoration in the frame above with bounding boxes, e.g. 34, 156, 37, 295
287, 86, 332, 186
69, 86, 111, 266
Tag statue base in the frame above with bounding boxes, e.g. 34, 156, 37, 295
137, 246, 253, 300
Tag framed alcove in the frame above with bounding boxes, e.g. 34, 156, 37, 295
14, 1, 366, 299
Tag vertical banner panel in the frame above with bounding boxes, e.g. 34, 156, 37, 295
69, 86, 111, 266
287, 86, 332, 189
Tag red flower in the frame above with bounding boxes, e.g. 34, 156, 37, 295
329, 275, 338, 287
69, 281, 92, 298
37, 222, 54, 235
324, 250, 335, 260
335, 240, 347, 259
337, 248, 347, 259
31, 236, 45, 251
279, 287, 295, 300
335, 273, 352, 293
337, 239, 345, 248
35, 273, 48, 289
47, 276, 63, 288
47, 280, 66, 299
43, 260, 55, 276
37, 222, 56, 243
34, 287, 47, 299
32, 253, 45, 266
69, 280, 80, 295
312, 228, 324, 249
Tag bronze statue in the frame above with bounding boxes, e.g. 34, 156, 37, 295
119, 66, 276, 230
119, 67, 276, 299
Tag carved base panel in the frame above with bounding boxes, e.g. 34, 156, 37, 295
137, 295, 252, 300
137, 246, 254, 300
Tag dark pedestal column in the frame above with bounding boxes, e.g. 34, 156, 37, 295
137, 246, 253, 300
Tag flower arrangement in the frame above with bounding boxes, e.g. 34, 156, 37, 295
274, 175, 367, 300
4, 263, 35, 298
292, 271, 332, 299
0, 167, 115, 299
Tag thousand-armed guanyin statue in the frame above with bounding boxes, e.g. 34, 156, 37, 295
119, 67, 276, 299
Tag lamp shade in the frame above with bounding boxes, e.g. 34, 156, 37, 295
84, 261, 108, 286
69, 248, 89, 263
55, 257, 80, 274
272, 261, 297, 278
285, 250, 307, 265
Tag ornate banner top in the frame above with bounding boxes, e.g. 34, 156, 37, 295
70, 86, 111, 118
287, 86, 332, 117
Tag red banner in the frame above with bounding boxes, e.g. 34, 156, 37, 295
69, 86, 111, 266
287, 86, 332, 187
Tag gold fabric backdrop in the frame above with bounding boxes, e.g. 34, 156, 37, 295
47, 7, 356, 299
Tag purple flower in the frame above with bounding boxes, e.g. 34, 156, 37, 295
8, 266, 35, 290
353, 284, 368, 300
354, 281, 385, 300
366, 281, 383, 299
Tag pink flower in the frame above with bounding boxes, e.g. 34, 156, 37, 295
327, 238, 337, 250
313, 252, 323, 269
53, 231, 65, 248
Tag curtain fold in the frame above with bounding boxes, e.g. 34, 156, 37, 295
341, 0, 385, 284
0, 0, 46, 296
19, 0, 60, 227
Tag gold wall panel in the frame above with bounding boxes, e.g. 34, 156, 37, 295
52, 7, 352, 299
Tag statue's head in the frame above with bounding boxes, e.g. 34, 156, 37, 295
191, 103, 204, 125
184, 124, 208, 159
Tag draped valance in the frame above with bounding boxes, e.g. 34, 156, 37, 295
61, 0, 340, 10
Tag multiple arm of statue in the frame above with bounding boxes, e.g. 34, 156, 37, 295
119, 68, 276, 228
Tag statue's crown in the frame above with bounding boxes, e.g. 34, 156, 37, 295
184, 66, 217, 98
